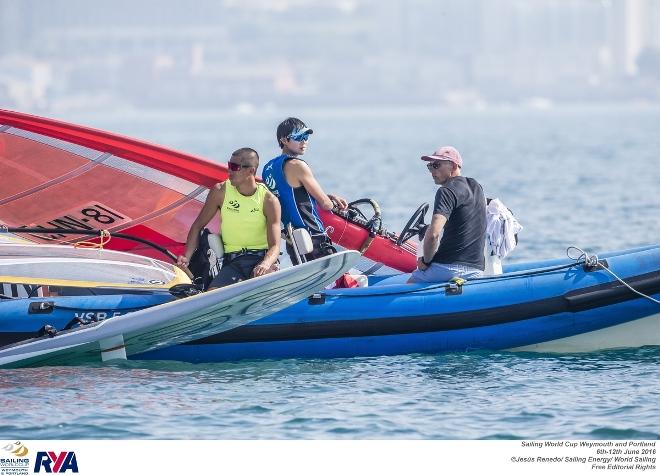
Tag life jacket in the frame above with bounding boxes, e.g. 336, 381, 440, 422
262, 154, 325, 234
221, 182, 269, 253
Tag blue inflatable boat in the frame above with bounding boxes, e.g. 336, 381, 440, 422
140, 243, 659, 361
2, 244, 658, 362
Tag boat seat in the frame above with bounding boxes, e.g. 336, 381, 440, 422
286, 225, 315, 265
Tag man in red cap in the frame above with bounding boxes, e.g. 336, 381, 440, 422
409, 146, 486, 283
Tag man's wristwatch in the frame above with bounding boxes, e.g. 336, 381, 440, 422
421, 258, 431, 266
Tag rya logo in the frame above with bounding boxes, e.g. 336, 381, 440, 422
250, 207, 259, 213
34, 452, 79, 473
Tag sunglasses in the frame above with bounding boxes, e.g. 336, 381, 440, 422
287, 132, 310, 142
426, 161, 446, 170
228, 161, 252, 172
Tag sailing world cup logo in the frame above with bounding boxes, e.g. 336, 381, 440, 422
2, 441, 28, 458
1, 441, 30, 475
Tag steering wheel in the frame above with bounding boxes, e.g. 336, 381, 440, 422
396, 203, 429, 246
343, 198, 383, 233
346, 198, 379, 220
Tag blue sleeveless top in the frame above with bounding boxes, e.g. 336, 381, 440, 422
262, 154, 325, 234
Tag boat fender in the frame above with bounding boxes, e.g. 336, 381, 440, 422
36, 325, 57, 338
28, 301, 54, 314
308, 293, 326, 305
445, 277, 466, 296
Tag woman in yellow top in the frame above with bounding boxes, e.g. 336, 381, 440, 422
177, 148, 281, 289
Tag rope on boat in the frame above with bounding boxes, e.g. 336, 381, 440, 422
73, 229, 111, 250
567, 246, 660, 305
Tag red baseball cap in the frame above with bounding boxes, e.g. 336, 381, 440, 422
421, 146, 463, 168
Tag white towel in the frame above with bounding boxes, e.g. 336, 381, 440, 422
486, 198, 523, 259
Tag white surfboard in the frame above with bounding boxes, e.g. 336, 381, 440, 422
0, 251, 359, 368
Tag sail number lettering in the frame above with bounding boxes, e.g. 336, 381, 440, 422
25, 203, 131, 241
79, 204, 124, 225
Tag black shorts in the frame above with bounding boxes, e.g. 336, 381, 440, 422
208, 254, 262, 289
286, 234, 336, 264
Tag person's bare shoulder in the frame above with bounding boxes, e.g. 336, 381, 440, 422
262, 188, 281, 218
286, 159, 314, 179
264, 188, 278, 201
209, 181, 226, 196
285, 158, 311, 172
283, 159, 312, 187
205, 181, 226, 205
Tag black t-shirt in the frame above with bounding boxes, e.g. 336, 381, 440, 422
432, 176, 486, 270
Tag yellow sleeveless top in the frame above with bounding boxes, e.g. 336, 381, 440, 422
220, 182, 269, 253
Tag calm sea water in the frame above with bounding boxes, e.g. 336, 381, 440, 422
1, 105, 659, 439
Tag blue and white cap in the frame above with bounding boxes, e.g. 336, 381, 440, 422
288, 127, 314, 141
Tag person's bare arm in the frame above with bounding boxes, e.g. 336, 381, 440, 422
177, 183, 225, 268
417, 214, 447, 271
252, 191, 282, 277
285, 160, 347, 210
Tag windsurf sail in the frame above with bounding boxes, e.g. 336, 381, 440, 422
0, 109, 416, 271
0, 109, 226, 259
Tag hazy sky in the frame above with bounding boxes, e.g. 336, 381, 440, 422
2, 0, 660, 112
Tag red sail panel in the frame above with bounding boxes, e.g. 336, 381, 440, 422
0, 109, 228, 187
0, 111, 223, 259
0, 133, 94, 198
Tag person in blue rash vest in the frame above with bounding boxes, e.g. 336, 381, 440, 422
262, 117, 348, 262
